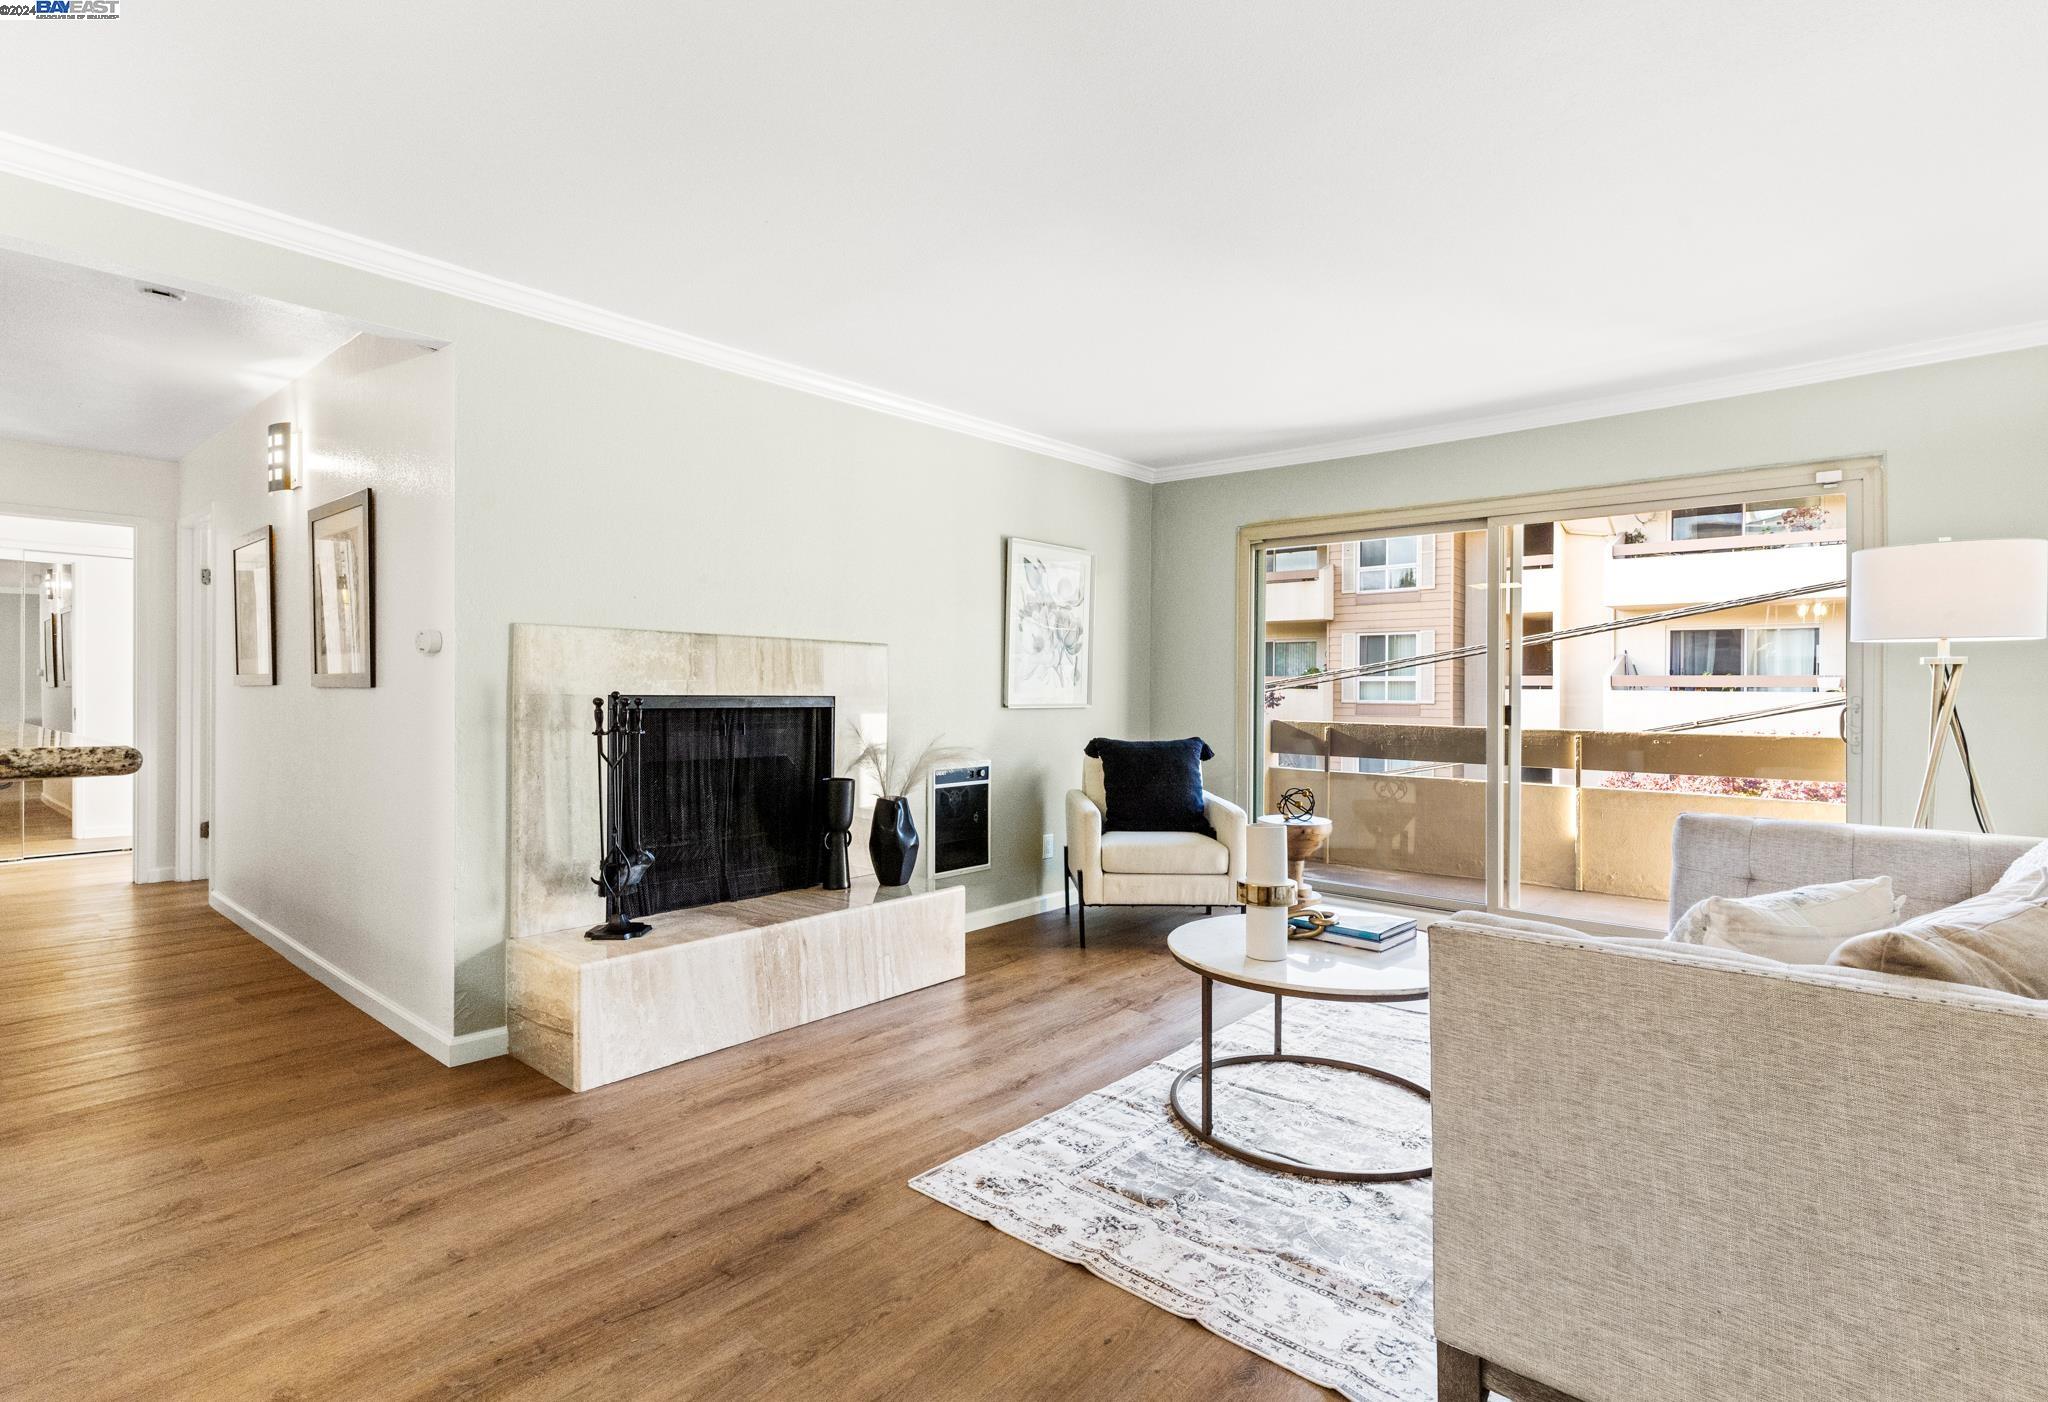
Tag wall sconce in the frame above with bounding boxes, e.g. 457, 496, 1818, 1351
266, 421, 298, 492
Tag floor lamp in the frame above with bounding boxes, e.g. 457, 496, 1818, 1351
1850, 538, 2048, 831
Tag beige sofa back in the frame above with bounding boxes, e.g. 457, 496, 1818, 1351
1667, 813, 2035, 928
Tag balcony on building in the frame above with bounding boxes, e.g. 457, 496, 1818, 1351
1263, 544, 1335, 622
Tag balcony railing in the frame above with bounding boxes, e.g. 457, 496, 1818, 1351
1266, 718, 1845, 922
1265, 564, 1336, 622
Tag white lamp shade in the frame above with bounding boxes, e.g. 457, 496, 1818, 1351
1850, 539, 2048, 644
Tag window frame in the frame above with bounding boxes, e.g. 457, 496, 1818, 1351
1352, 630, 1423, 704
1353, 535, 1424, 593
1263, 638, 1320, 679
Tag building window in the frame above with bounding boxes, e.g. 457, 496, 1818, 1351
1354, 536, 1422, 592
1672, 505, 1743, 541
1743, 498, 1828, 534
1274, 752, 1322, 771
1355, 632, 1421, 702
1265, 546, 1320, 573
1522, 611, 1554, 678
1264, 639, 1319, 678
1330, 755, 1427, 775
1521, 521, 1555, 558
1669, 628, 1745, 676
1747, 626, 1820, 676
1674, 498, 1829, 541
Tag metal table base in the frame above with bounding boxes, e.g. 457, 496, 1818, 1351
1166, 974, 1431, 1183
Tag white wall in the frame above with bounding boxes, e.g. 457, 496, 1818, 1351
447, 318, 1152, 1034
60, 554, 135, 838
0, 440, 174, 875
1153, 346, 2048, 836
179, 335, 458, 1057
1, 172, 1154, 1055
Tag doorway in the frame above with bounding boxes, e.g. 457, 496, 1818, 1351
1245, 457, 1883, 934
0, 513, 139, 863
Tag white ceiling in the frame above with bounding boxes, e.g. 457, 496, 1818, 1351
2, 2, 2045, 478
0, 246, 359, 461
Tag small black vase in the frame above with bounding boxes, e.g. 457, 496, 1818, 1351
821, 777, 855, 891
868, 796, 920, 887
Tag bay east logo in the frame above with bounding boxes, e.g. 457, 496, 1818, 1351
4, 0, 123, 15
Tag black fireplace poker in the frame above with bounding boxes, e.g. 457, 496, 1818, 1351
586, 692, 655, 940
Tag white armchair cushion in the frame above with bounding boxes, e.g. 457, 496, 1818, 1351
1100, 830, 1230, 876
1205, 795, 1248, 881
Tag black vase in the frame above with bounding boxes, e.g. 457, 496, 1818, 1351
821, 777, 855, 891
868, 796, 920, 887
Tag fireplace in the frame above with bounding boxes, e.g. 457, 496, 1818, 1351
626, 694, 834, 916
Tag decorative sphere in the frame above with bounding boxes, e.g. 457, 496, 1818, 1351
1277, 786, 1316, 821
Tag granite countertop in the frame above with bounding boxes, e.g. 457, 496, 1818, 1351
0, 726, 144, 781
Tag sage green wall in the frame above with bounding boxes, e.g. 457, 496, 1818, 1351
0, 174, 1151, 1046
1152, 346, 2048, 839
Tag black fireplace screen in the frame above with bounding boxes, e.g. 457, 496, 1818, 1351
628, 695, 833, 915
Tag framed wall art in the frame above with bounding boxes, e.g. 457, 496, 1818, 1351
232, 526, 276, 687
308, 488, 375, 688
1003, 537, 1091, 708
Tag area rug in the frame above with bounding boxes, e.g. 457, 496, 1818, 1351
911, 999, 1436, 1401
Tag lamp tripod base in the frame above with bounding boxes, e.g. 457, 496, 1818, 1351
585, 916, 652, 941
1912, 650, 1994, 833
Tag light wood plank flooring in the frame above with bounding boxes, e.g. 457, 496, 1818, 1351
0, 856, 1317, 1400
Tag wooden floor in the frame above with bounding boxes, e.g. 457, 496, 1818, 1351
0, 856, 1323, 1400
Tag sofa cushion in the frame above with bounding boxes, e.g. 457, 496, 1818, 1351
1100, 830, 1230, 876
1083, 737, 1216, 835
1829, 839, 2048, 997
1668, 876, 1902, 963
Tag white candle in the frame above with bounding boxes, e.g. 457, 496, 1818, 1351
1246, 821, 1288, 885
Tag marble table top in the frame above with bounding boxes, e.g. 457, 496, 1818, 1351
0, 726, 143, 781
1167, 913, 1429, 1001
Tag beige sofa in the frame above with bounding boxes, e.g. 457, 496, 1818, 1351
1064, 754, 1247, 946
1428, 814, 2048, 1402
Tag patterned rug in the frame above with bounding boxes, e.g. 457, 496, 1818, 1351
911, 998, 1437, 1401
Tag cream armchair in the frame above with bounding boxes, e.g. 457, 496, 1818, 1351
1063, 754, 1248, 946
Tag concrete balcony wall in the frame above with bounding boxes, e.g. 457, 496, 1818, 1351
1265, 764, 1844, 905
1267, 679, 1335, 722
1602, 683, 1841, 736
1602, 539, 1846, 609
1265, 565, 1335, 622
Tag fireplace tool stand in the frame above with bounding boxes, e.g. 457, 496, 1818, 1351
587, 692, 655, 940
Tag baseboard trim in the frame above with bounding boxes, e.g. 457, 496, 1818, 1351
966, 891, 1063, 932
137, 864, 175, 884
447, 1025, 510, 1065
209, 889, 470, 1067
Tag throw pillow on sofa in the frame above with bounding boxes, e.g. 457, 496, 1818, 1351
1669, 875, 1903, 964
1829, 839, 2048, 998
1083, 737, 1216, 836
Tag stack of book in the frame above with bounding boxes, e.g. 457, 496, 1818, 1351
1290, 910, 1417, 953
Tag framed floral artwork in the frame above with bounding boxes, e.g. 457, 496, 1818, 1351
1003, 537, 1091, 708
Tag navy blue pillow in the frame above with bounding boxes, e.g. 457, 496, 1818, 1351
1085, 737, 1216, 835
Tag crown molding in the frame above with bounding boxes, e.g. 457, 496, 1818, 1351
9, 131, 2048, 492
0, 131, 1154, 483
1151, 319, 2048, 483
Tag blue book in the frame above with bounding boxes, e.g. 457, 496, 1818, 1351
1290, 912, 1417, 949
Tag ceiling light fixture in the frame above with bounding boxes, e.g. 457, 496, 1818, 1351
266, 421, 298, 492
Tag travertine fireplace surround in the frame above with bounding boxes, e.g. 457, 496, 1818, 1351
505, 623, 965, 1091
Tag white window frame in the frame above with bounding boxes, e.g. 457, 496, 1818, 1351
1745, 625, 1822, 676
1351, 534, 1432, 593
1348, 629, 1435, 705
1265, 546, 1320, 574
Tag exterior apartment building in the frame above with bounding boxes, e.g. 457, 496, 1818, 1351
1263, 491, 1846, 760
1259, 492, 1848, 920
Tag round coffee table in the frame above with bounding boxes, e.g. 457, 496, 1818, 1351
1165, 913, 1430, 1182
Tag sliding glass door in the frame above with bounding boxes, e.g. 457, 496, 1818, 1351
1249, 459, 1877, 932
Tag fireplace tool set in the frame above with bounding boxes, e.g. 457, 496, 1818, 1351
586, 692, 656, 940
